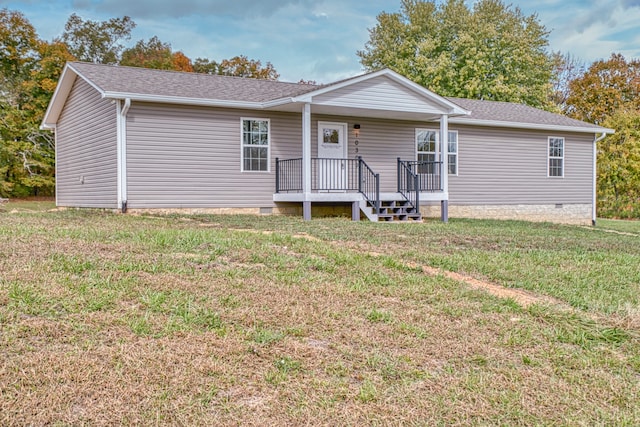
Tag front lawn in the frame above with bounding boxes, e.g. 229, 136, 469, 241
1, 209, 638, 425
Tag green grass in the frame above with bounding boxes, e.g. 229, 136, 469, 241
0, 207, 638, 425
597, 218, 640, 234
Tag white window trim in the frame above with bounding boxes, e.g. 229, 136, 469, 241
241, 117, 271, 173
415, 128, 458, 176
447, 130, 458, 177
547, 136, 564, 178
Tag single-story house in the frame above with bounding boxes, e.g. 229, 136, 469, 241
42, 62, 613, 224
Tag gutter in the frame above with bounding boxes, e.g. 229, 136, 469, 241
592, 132, 607, 226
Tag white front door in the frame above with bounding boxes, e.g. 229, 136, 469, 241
317, 121, 348, 191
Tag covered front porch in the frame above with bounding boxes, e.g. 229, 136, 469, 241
273, 157, 449, 222
259, 68, 469, 221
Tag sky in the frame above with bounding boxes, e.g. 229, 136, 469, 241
1, 0, 639, 83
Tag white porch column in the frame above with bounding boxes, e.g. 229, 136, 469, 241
440, 114, 449, 223
302, 103, 312, 220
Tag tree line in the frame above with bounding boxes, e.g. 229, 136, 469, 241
2, 1, 639, 218
0, 9, 278, 197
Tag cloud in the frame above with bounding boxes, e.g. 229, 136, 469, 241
71, 0, 322, 19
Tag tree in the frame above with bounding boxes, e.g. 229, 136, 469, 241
192, 57, 219, 74
60, 13, 135, 64
357, 0, 553, 109
193, 55, 279, 80
565, 53, 640, 125
564, 54, 640, 218
549, 51, 585, 112
597, 109, 640, 218
121, 36, 194, 72
0, 10, 72, 197
0, 9, 38, 100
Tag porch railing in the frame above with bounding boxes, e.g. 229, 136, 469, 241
275, 157, 381, 213
357, 156, 381, 214
275, 158, 302, 193
398, 160, 443, 192
397, 158, 420, 214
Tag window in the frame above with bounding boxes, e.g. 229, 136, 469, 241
548, 137, 564, 177
447, 131, 458, 175
416, 129, 458, 175
241, 118, 270, 172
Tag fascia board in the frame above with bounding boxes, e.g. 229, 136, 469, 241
40, 65, 78, 128
102, 92, 264, 109
41, 63, 109, 129
449, 117, 615, 134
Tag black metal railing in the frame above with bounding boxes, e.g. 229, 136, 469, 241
275, 157, 380, 213
275, 158, 303, 193
398, 160, 443, 192
357, 156, 380, 214
397, 158, 420, 214
311, 158, 359, 191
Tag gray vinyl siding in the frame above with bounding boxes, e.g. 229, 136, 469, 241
314, 76, 447, 115
312, 115, 416, 192
126, 103, 301, 208
55, 78, 118, 208
124, 103, 593, 208
449, 126, 593, 204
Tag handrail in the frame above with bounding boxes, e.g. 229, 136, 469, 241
397, 158, 420, 214
357, 156, 380, 214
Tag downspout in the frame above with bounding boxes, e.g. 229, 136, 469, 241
117, 98, 131, 213
440, 114, 449, 223
592, 132, 607, 226
302, 103, 312, 220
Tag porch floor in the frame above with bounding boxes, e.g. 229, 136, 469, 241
273, 191, 449, 203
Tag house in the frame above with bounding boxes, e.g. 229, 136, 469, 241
42, 62, 613, 224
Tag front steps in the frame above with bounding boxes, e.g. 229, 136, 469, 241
359, 199, 422, 222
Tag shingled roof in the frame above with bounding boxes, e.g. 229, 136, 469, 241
45, 62, 612, 134
69, 62, 320, 103
447, 97, 603, 131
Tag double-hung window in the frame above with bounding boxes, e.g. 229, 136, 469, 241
241, 118, 270, 172
446, 131, 458, 175
548, 137, 564, 177
416, 129, 458, 175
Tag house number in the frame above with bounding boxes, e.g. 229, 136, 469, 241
355, 140, 359, 145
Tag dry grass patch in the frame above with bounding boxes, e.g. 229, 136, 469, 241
1, 210, 639, 425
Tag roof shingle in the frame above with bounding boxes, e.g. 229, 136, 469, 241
67, 62, 609, 132
447, 97, 601, 130
70, 62, 320, 102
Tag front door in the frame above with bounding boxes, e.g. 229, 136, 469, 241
317, 121, 348, 191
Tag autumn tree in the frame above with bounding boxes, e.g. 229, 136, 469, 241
0, 10, 73, 196
549, 51, 585, 112
120, 36, 193, 71
60, 13, 135, 64
358, 0, 553, 109
564, 54, 640, 217
193, 55, 279, 79
597, 109, 640, 218
565, 53, 640, 125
